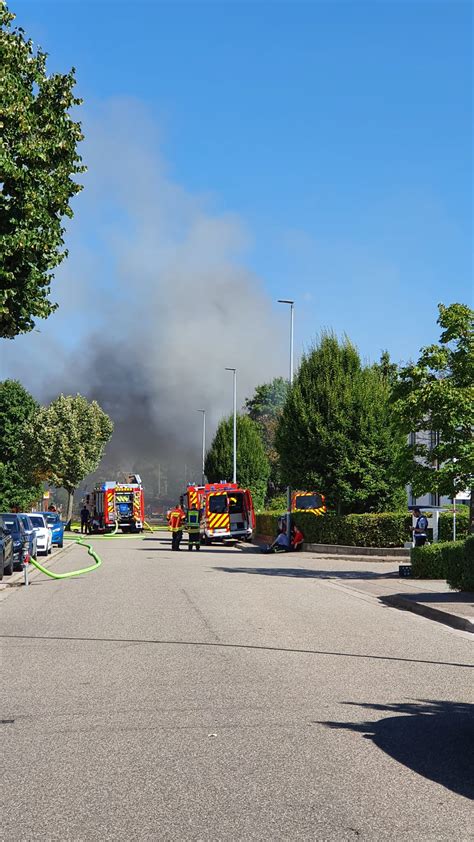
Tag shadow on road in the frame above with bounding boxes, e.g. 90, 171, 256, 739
213, 566, 398, 580
318, 699, 474, 800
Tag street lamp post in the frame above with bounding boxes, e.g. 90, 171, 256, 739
277, 299, 295, 540
195, 410, 206, 487
225, 368, 237, 483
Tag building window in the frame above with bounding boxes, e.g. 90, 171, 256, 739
430, 430, 439, 450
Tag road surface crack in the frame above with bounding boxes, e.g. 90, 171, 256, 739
180, 587, 221, 642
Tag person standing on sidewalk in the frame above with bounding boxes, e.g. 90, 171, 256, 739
412, 508, 429, 547
168, 503, 185, 551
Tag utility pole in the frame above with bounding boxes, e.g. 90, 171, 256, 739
225, 368, 237, 483
277, 299, 295, 540
196, 410, 206, 486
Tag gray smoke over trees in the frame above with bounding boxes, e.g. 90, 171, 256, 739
0, 98, 287, 498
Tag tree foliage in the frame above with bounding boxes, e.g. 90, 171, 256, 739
0, 2, 85, 337
245, 377, 288, 498
275, 333, 406, 514
0, 378, 42, 509
24, 394, 113, 519
205, 414, 270, 509
393, 303, 474, 526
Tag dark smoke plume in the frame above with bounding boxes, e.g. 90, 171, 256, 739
0, 98, 287, 499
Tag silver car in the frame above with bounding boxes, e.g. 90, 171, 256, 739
18, 513, 38, 560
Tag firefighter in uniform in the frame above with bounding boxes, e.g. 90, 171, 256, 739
186, 504, 201, 551
168, 503, 185, 551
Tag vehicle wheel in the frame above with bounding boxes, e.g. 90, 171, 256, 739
0, 555, 3, 581
48, 544, 52, 555
4, 554, 14, 576
58, 541, 63, 549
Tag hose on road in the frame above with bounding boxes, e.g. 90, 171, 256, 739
28, 536, 102, 580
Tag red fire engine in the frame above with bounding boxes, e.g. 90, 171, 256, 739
89, 475, 145, 533
183, 482, 255, 543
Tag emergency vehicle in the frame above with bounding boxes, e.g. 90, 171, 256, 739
89, 475, 145, 533
291, 490, 326, 516
183, 482, 255, 543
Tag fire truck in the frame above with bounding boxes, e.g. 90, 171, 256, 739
183, 482, 255, 543
89, 475, 145, 533
291, 490, 326, 516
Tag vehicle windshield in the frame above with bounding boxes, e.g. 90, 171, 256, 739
30, 516, 46, 528
1, 515, 20, 531
19, 515, 32, 530
295, 494, 323, 510
228, 493, 244, 514
209, 495, 228, 514
44, 513, 60, 524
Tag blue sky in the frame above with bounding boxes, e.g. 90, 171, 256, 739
12, 0, 473, 367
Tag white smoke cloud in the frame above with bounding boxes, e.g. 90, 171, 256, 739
1, 97, 287, 490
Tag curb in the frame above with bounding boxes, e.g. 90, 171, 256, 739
304, 542, 410, 559
255, 536, 409, 560
380, 593, 473, 634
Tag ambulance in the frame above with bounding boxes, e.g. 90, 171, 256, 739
184, 482, 255, 543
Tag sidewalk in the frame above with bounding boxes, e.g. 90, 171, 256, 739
251, 541, 473, 634
301, 556, 474, 634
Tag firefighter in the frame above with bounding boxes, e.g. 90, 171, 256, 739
186, 504, 201, 551
168, 502, 185, 551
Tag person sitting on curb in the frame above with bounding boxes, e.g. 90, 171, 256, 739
261, 523, 290, 554
291, 524, 304, 551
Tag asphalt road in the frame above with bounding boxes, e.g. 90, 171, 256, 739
1, 534, 472, 841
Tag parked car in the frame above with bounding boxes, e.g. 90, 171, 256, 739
41, 511, 64, 548
28, 513, 52, 556
0, 514, 29, 571
18, 513, 38, 560
0, 521, 14, 579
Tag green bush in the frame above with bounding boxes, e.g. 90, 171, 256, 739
438, 509, 470, 541
446, 535, 474, 591
411, 539, 474, 589
410, 543, 452, 579
255, 511, 411, 547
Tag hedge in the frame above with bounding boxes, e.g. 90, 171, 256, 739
438, 510, 470, 542
256, 511, 411, 548
410, 543, 455, 579
446, 535, 474, 591
411, 537, 474, 590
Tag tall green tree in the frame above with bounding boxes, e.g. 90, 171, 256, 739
24, 394, 114, 522
0, 379, 42, 509
205, 414, 270, 510
245, 377, 288, 499
393, 303, 474, 530
0, 2, 85, 337
275, 333, 406, 514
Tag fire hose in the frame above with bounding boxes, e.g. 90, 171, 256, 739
27, 535, 102, 580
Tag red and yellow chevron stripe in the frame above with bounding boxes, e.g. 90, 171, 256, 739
208, 512, 230, 532
188, 489, 198, 507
